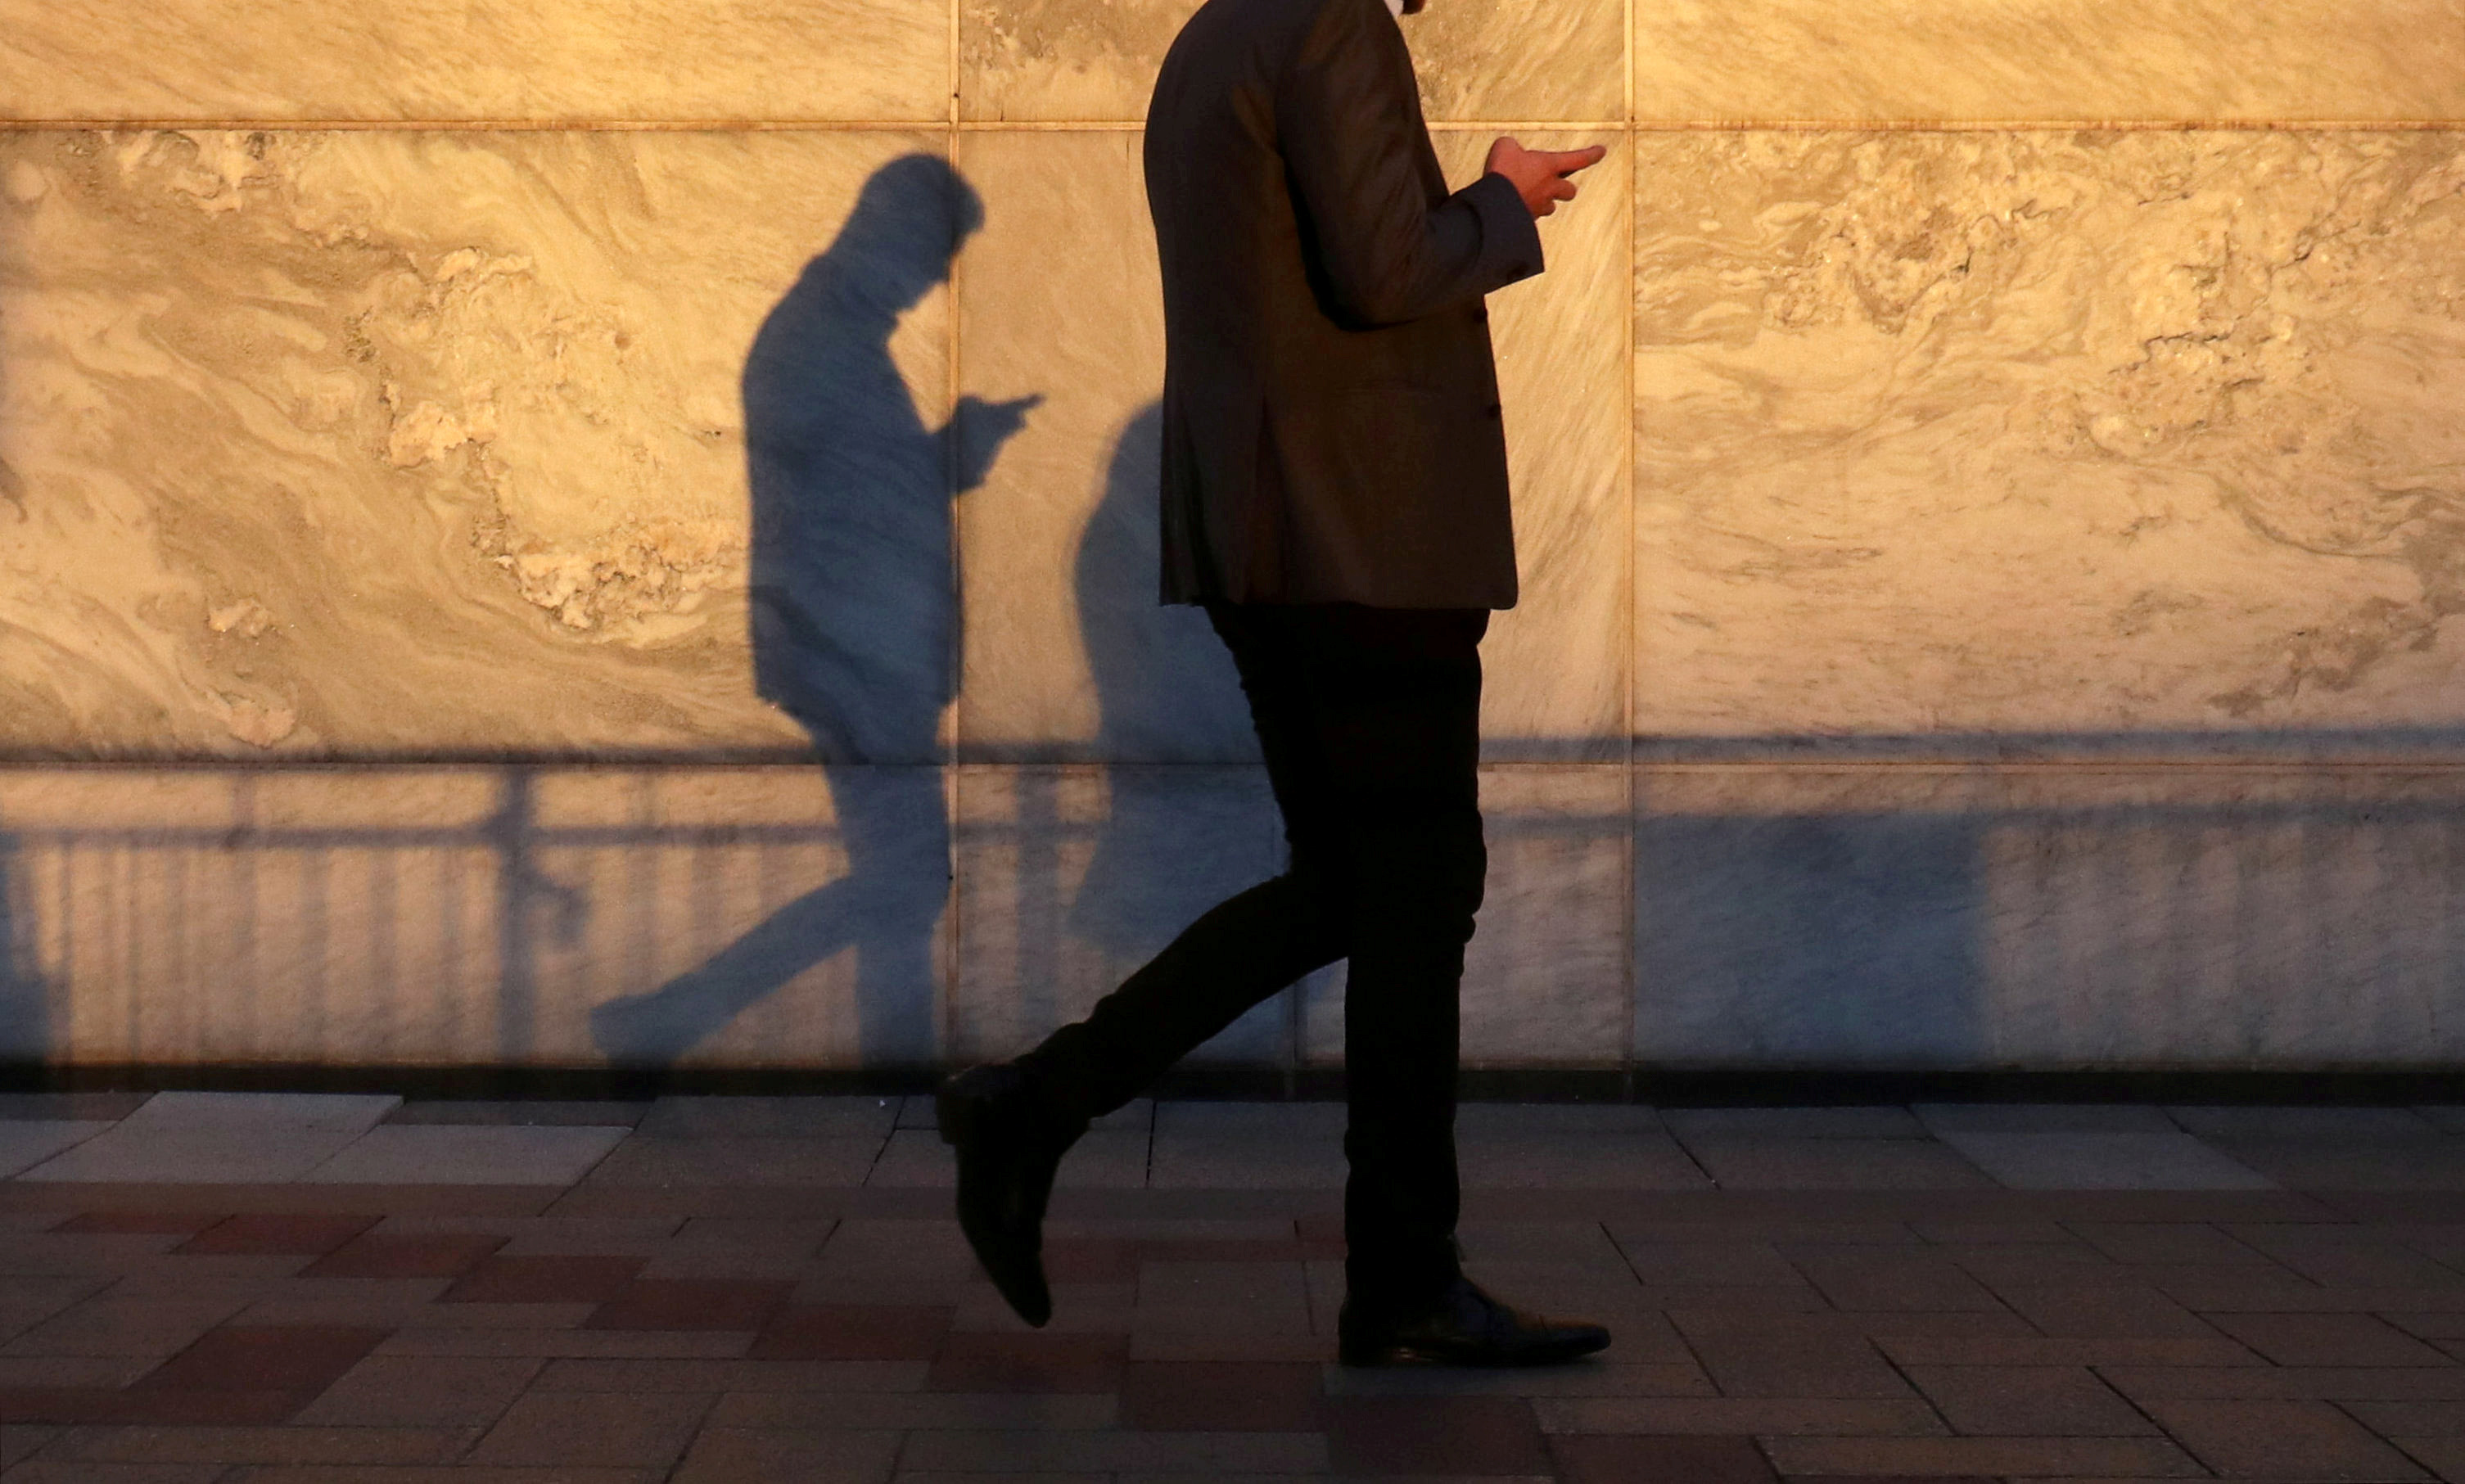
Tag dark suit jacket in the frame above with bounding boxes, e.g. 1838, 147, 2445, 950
1144, 0, 1543, 609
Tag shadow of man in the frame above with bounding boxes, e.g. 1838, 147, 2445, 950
1065, 402, 1257, 963
591, 154, 1035, 1070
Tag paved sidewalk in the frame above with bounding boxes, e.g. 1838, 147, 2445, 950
0, 1094, 2454, 1481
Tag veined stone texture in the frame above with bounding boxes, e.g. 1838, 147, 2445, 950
1634, 130, 2465, 741
1632, 0, 2465, 123
0, 0, 950, 122
0, 129, 956, 758
963, 0, 1625, 124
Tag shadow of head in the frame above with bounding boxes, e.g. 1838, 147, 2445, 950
744, 154, 986, 761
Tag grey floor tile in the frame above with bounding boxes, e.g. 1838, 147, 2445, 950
0, 1094, 150, 1122
899, 1095, 1154, 1134
1154, 1101, 1347, 1139
302, 1124, 630, 1184
2167, 1106, 2441, 1138
1930, 1130, 2277, 1190
17, 1091, 398, 1183
2202, 1137, 2465, 1191
1149, 1134, 1345, 1189
1661, 1107, 1927, 1140
1673, 1135, 1996, 1189
386, 1099, 651, 1127
0, 1122, 113, 1179
1915, 1103, 2175, 1134
1457, 1103, 1666, 1134
634, 1095, 902, 1139
583, 1134, 884, 1186
2417, 1107, 2465, 1134
1458, 1133, 1710, 1189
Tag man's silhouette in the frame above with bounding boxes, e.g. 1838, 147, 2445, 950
591, 155, 1033, 1068
937, 0, 1614, 1367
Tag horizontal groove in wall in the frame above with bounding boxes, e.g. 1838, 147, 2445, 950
3, 118, 2462, 132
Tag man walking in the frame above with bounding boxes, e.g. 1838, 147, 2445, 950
940, 0, 1609, 1367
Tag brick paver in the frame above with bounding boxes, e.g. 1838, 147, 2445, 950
0, 1096, 2452, 1478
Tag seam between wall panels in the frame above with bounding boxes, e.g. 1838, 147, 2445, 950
1619, 0, 1639, 1091
8, 118, 2464, 131
945, 0, 965, 1066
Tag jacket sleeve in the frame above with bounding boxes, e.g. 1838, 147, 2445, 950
1275, 0, 1543, 328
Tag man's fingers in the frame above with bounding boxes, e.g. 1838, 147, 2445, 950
1546, 145, 1608, 175
1547, 174, 1579, 202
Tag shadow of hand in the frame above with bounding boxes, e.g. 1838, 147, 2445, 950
954, 391, 1045, 492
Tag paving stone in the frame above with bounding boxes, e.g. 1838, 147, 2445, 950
2207, 1311, 2455, 1366
751, 1306, 953, 1361
386, 1100, 651, 1127
1548, 1432, 1778, 1484
441, 1255, 645, 1305
2209, 1139, 2465, 1192
670, 1425, 903, 1483
533, 1357, 926, 1392
927, 1332, 1127, 1393
2139, 1396, 2434, 1479
48, 1213, 219, 1238
2419, 1109, 2465, 1136
178, 1216, 378, 1257
19, 1094, 400, 1184
304, 1125, 628, 1186
133, 1326, 383, 1397
1792, 1253, 2007, 1312
897, 1428, 1330, 1470
1458, 1134, 1711, 1190
1153, 1103, 1347, 1139
1903, 1364, 2159, 1435
1148, 1137, 1346, 1190
1763, 1435, 2205, 1475
1532, 1397, 1947, 1436
2102, 1368, 2465, 1402
1661, 1108, 1928, 1140
219, 1466, 661, 1483
584, 1279, 791, 1333
713, 1391, 1118, 1428
464, 1389, 712, 1469
1609, 1240, 1806, 1288
1673, 1138, 1995, 1190
0, 1094, 151, 1122
2395, 1436, 2465, 1484
1993, 1285, 2229, 1339
1121, 1361, 1325, 1431
1325, 1394, 1551, 1474
2169, 1108, 2443, 1139
43, 1423, 472, 1465
2345, 1401, 2465, 1436
870, 1129, 1151, 1191
291, 1354, 540, 1427
2228, 1229, 2465, 1290
0, 1463, 232, 1482
1876, 1335, 2263, 1367
1916, 1104, 2178, 1134
580, 1136, 885, 1187
635, 1097, 901, 1140
1930, 1132, 2276, 1191
387, 1328, 759, 1360
1683, 1332, 1916, 1400
1136, 1261, 1309, 1315
0, 1123, 114, 1179
303, 1233, 506, 1280
1459, 1103, 1668, 1134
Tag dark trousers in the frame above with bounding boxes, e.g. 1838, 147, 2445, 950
1018, 602, 1489, 1306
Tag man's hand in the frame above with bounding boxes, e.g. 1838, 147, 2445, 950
1483, 138, 1606, 219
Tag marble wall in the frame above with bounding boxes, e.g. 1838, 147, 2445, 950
0, 0, 2460, 1072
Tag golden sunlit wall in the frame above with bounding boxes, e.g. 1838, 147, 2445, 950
0, 1, 2460, 1073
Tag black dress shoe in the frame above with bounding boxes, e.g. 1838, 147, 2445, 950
937, 1063, 1084, 1328
1338, 1277, 1611, 1367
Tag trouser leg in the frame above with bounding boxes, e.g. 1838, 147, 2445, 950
1014, 603, 1350, 1125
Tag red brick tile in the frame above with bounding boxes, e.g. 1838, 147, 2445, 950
1551, 1433, 1780, 1484
1327, 1394, 1551, 1475
2144, 1397, 2435, 1478
749, 1305, 952, 1361
1120, 1360, 1324, 1431
585, 1279, 790, 1332
440, 1254, 644, 1305
98, 1388, 311, 1426
52, 1212, 221, 1237
928, 1331, 1128, 1393
2209, 1311, 2455, 1366
136, 1327, 387, 1393
303, 1232, 507, 1279
175, 1215, 377, 1256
